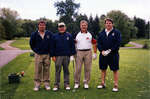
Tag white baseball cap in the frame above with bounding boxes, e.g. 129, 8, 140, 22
58, 22, 66, 27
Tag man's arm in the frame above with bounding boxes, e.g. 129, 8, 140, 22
70, 35, 76, 55
92, 38, 97, 53
97, 33, 103, 52
51, 34, 56, 62
29, 32, 38, 53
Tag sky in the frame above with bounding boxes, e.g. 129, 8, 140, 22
0, 0, 150, 22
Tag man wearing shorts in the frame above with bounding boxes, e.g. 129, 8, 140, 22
97, 18, 121, 92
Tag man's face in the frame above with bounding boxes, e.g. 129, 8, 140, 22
58, 25, 66, 33
80, 23, 88, 32
38, 23, 46, 32
105, 21, 113, 30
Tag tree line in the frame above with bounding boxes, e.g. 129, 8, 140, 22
0, 0, 149, 46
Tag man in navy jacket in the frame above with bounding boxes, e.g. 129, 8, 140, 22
30, 21, 53, 91
52, 22, 76, 91
97, 18, 121, 92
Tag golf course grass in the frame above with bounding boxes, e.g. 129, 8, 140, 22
11, 38, 31, 50
0, 47, 4, 50
0, 49, 149, 99
0, 40, 6, 50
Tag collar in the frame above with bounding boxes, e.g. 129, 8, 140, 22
58, 32, 66, 35
105, 28, 113, 33
38, 30, 46, 35
79, 31, 89, 34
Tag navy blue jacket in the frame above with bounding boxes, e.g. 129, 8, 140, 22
52, 32, 76, 56
29, 30, 53, 55
98, 28, 121, 54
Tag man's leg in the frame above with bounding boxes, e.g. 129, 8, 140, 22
62, 56, 70, 89
43, 54, 50, 86
34, 54, 43, 90
83, 50, 92, 84
98, 54, 108, 87
113, 70, 119, 86
54, 56, 63, 87
101, 70, 106, 84
74, 51, 84, 85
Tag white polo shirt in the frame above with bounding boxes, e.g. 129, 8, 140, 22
75, 32, 92, 50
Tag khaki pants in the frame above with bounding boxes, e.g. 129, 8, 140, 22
34, 54, 50, 87
74, 50, 92, 84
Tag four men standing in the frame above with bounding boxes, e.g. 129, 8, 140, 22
30, 18, 121, 92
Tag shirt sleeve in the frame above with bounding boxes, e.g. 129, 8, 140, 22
97, 32, 103, 52
29, 32, 38, 54
50, 34, 56, 57
70, 35, 76, 55
90, 32, 97, 44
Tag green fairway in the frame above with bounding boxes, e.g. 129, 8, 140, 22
11, 38, 31, 50
131, 39, 150, 48
0, 49, 149, 99
131, 39, 150, 45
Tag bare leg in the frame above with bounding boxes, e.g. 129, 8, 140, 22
113, 70, 119, 86
101, 70, 106, 84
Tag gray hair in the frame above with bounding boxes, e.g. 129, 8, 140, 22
80, 20, 88, 25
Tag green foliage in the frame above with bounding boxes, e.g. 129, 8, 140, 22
0, 8, 20, 40
134, 17, 147, 38
145, 21, 150, 39
54, 0, 80, 24
21, 20, 37, 37
0, 20, 6, 39
88, 15, 100, 39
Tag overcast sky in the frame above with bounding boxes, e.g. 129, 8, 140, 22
0, 0, 149, 21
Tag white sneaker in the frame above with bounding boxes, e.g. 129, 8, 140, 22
112, 87, 119, 92
84, 84, 89, 89
45, 86, 51, 90
33, 86, 39, 91
66, 86, 71, 90
97, 84, 106, 89
74, 84, 79, 89
53, 85, 59, 91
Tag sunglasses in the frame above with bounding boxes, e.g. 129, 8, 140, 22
58, 25, 65, 28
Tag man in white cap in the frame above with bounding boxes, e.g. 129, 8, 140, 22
52, 22, 76, 91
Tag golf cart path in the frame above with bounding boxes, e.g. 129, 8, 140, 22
0, 40, 31, 67
122, 41, 143, 49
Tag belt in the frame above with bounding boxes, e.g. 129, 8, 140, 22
78, 49, 91, 51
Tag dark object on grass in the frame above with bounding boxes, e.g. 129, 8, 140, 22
30, 52, 35, 57
8, 73, 20, 84
143, 43, 149, 49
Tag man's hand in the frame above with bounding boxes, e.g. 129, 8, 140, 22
70, 56, 74, 61
52, 56, 56, 62
102, 51, 106, 56
92, 53, 97, 60
102, 49, 111, 56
